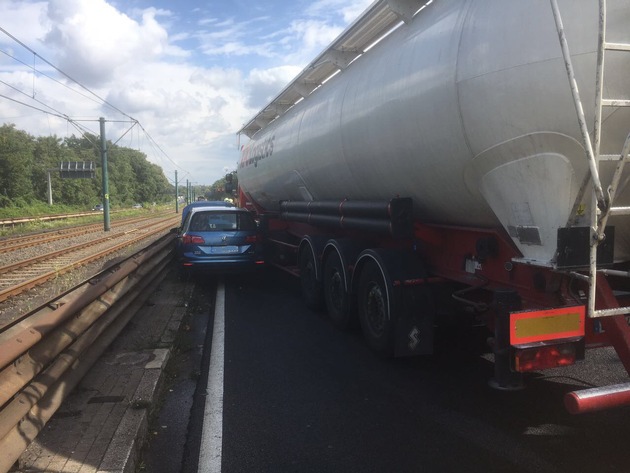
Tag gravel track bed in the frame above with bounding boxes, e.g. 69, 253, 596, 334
0, 217, 177, 328
0, 219, 154, 267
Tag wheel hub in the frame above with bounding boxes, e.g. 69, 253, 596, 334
366, 283, 386, 334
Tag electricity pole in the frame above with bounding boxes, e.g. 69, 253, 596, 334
175, 170, 179, 213
99, 117, 111, 231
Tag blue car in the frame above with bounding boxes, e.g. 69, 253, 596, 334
175, 205, 264, 273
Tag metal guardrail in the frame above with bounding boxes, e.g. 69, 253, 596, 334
0, 211, 103, 228
0, 208, 173, 229
0, 231, 176, 472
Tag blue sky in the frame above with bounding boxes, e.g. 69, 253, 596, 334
0, 0, 371, 185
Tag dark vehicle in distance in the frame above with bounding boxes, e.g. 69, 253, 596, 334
175, 205, 264, 273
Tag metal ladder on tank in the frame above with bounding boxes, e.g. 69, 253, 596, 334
551, 0, 630, 319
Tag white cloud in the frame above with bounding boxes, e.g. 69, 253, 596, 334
0, 1, 48, 47
244, 65, 302, 109
285, 19, 343, 62
306, 0, 373, 23
195, 15, 278, 60
0, 0, 373, 185
44, 0, 183, 87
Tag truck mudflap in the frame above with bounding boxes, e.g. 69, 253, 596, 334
354, 248, 435, 357
392, 278, 436, 357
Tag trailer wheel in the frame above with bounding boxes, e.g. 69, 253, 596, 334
357, 260, 394, 355
323, 250, 353, 330
299, 244, 323, 310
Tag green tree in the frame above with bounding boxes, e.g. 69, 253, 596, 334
32, 135, 64, 202
0, 124, 36, 204
0, 125, 176, 209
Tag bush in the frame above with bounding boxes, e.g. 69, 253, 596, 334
0, 199, 80, 219
11, 197, 32, 208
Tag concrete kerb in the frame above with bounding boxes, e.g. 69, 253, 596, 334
97, 349, 170, 473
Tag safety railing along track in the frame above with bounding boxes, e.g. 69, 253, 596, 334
0, 215, 166, 254
0, 231, 177, 472
0, 211, 106, 229
0, 209, 173, 230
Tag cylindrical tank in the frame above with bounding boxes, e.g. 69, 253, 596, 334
238, 0, 630, 266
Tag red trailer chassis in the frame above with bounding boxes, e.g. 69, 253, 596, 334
241, 191, 630, 413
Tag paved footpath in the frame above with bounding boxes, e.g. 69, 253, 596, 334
13, 271, 193, 473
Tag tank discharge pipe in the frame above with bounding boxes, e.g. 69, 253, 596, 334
280, 198, 413, 237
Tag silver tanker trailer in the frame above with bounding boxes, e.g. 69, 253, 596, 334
235, 0, 630, 413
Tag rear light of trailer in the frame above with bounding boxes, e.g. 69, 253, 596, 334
183, 234, 205, 245
513, 342, 579, 372
508, 306, 585, 373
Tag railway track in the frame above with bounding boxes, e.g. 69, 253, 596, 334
0, 215, 180, 304
0, 215, 165, 254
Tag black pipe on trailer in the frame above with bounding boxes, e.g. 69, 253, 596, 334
280, 198, 413, 237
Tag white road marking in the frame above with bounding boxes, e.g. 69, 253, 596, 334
198, 281, 225, 473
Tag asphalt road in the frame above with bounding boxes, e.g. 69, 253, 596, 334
150, 268, 630, 473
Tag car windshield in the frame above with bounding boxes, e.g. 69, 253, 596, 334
188, 211, 256, 232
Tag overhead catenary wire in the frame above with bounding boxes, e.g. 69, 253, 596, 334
0, 93, 70, 122
0, 26, 135, 122
0, 92, 132, 150
0, 48, 107, 111
0, 79, 102, 132
0, 26, 188, 179
137, 122, 187, 173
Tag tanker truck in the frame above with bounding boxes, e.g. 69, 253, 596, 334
236, 0, 630, 413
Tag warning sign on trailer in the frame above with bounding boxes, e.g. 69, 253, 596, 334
510, 306, 585, 345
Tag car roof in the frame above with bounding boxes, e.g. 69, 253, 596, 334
181, 200, 236, 222
184, 200, 233, 209
188, 205, 248, 214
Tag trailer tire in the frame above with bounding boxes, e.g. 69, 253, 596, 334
299, 244, 323, 311
357, 259, 394, 355
323, 250, 354, 330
